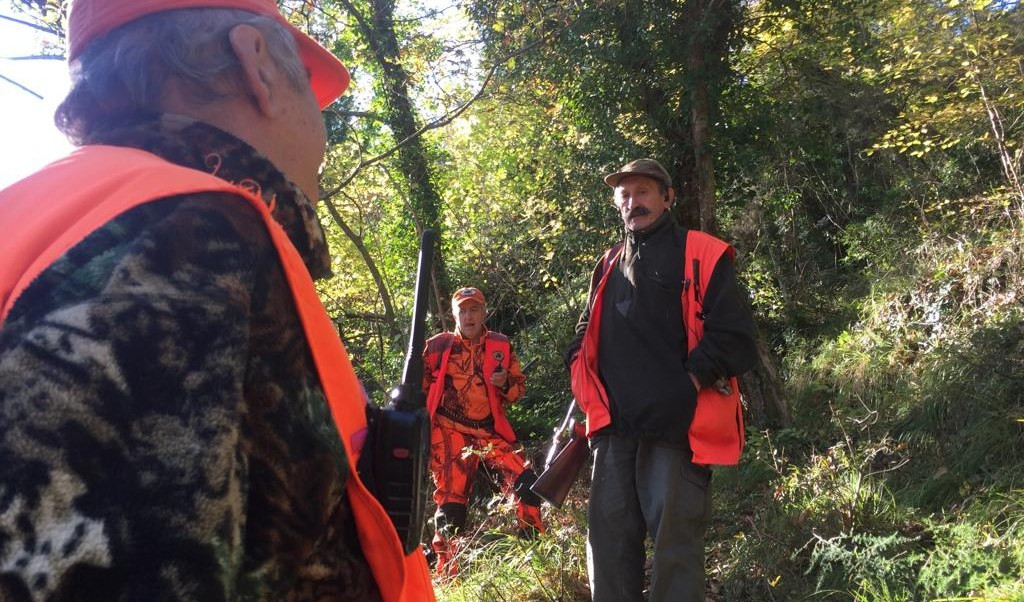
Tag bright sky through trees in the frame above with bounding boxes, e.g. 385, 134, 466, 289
0, 3, 71, 189
0, 0, 475, 190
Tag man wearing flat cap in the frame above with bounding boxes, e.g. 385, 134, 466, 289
565, 158, 757, 601
0, 1, 433, 600
421, 287, 544, 578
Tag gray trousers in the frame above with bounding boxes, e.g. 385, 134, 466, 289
586, 433, 712, 602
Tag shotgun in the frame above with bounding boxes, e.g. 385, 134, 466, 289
358, 229, 435, 553
530, 399, 589, 509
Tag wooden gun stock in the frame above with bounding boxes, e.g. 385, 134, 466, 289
530, 400, 589, 509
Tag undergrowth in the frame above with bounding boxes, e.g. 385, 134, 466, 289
435, 202, 1023, 601
713, 202, 1024, 600
434, 479, 591, 601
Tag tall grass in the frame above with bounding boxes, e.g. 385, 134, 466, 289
434, 482, 591, 602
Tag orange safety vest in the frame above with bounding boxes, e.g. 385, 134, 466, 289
569, 230, 745, 466
424, 331, 516, 442
0, 145, 435, 602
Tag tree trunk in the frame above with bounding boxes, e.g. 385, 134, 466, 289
685, 0, 789, 428
738, 329, 791, 427
688, 26, 718, 235
341, 0, 451, 309
673, 157, 702, 230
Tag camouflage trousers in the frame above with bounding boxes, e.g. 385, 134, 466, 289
429, 421, 544, 577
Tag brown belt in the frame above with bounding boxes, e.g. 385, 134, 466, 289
435, 405, 494, 430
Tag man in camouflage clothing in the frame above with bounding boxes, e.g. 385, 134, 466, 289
421, 287, 544, 578
0, 1, 431, 600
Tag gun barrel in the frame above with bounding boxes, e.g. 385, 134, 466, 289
364, 229, 436, 553
398, 229, 436, 406
544, 400, 577, 468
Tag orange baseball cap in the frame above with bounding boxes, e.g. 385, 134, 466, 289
67, 0, 350, 109
452, 287, 486, 308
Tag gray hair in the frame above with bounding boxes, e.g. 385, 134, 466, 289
55, 8, 308, 144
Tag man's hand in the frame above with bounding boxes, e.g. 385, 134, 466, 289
690, 372, 734, 395
491, 364, 508, 389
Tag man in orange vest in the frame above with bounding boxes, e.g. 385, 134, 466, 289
422, 287, 545, 577
565, 158, 757, 601
0, 1, 433, 600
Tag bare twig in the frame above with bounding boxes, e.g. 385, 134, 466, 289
320, 60, 500, 199
0, 72, 43, 99
4, 53, 64, 61
321, 31, 552, 200
0, 13, 61, 37
863, 457, 911, 479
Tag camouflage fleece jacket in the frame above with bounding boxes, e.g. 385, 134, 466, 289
0, 115, 381, 602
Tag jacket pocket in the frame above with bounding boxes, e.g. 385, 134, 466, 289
678, 458, 712, 522
682, 460, 712, 491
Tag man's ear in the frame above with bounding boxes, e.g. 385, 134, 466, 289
665, 186, 676, 207
228, 24, 282, 118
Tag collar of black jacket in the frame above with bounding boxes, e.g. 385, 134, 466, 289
624, 212, 680, 260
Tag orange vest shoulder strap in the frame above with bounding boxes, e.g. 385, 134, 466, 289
424, 332, 456, 416
587, 242, 623, 312
425, 332, 456, 367
682, 230, 734, 352
484, 331, 510, 346
481, 333, 516, 441
601, 241, 624, 275
0, 146, 251, 322
484, 334, 512, 373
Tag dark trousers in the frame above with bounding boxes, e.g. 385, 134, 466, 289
587, 433, 712, 602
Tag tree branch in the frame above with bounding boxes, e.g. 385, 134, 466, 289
0, 14, 61, 37
333, 0, 377, 51
338, 310, 391, 322
0, 73, 43, 99
321, 35, 547, 200
322, 62, 497, 198
5, 53, 65, 61
320, 195, 400, 336
331, 109, 386, 122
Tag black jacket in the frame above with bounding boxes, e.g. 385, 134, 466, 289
566, 213, 757, 444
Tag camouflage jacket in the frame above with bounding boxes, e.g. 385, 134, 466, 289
0, 115, 381, 601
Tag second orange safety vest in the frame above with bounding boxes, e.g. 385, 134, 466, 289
424, 331, 517, 442
569, 230, 745, 466
0, 145, 435, 602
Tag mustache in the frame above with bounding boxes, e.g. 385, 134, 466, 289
627, 207, 651, 219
